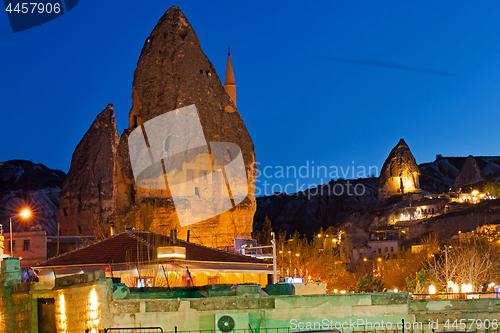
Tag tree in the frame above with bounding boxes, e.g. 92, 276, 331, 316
354, 274, 385, 292
428, 234, 500, 292
405, 269, 437, 294
483, 181, 500, 198
256, 216, 273, 253
276, 231, 356, 292
380, 233, 439, 291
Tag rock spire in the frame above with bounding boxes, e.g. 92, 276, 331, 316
454, 155, 484, 188
377, 139, 420, 201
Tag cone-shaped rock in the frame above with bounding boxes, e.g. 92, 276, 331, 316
115, 6, 256, 247
58, 105, 120, 236
454, 155, 484, 188
377, 139, 420, 201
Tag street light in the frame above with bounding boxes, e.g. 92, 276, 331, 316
241, 231, 278, 284
9, 208, 31, 257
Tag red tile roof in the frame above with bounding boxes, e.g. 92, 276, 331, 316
35, 231, 266, 267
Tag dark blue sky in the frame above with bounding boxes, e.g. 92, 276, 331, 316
2, 1, 500, 195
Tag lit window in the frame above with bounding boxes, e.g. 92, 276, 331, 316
208, 275, 220, 284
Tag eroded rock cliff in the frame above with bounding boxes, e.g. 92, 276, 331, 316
57, 105, 120, 235
114, 6, 256, 247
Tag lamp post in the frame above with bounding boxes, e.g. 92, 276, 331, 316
241, 231, 278, 284
9, 208, 31, 257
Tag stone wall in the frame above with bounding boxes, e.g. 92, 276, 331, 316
2, 262, 500, 333
0, 258, 21, 332
11, 281, 54, 333
409, 298, 500, 331
53, 270, 113, 332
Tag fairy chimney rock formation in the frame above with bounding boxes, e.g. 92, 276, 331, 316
57, 105, 120, 235
454, 155, 484, 188
377, 139, 421, 201
115, 6, 256, 247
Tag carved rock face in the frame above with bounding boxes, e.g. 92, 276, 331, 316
57, 106, 120, 235
115, 6, 256, 247
454, 155, 484, 188
377, 139, 420, 201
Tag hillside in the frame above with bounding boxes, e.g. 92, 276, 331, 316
254, 156, 500, 238
0, 160, 65, 235
419, 156, 500, 193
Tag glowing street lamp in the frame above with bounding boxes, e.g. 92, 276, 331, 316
20, 209, 31, 219
429, 284, 436, 294
9, 208, 31, 257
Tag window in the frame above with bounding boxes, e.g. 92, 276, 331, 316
182, 275, 196, 287
385, 247, 388, 253
208, 275, 220, 285
8, 240, 15, 252
378, 248, 381, 254
390, 247, 394, 253
23, 240, 30, 251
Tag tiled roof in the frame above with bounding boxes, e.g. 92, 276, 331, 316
35, 230, 266, 267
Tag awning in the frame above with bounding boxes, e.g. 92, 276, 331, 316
182, 262, 272, 274
36, 261, 271, 279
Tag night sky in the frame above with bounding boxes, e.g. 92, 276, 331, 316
2, 1, 500, 195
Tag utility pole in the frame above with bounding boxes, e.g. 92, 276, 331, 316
271, 232, 277, 284
241, 231, 278, 284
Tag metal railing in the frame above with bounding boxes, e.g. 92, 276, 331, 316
409, 291, 500, 300
100, 328, 163, 333
164, 328, 291, 333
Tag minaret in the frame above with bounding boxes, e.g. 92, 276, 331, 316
225, 45, 236, 107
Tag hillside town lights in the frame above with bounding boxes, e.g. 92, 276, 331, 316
461, 283, 473, 293
10, 208, 31, 257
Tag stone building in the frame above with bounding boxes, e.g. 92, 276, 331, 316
34, 230, 270, 288
5, 230, 46, 268
377, 139, 421, 201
